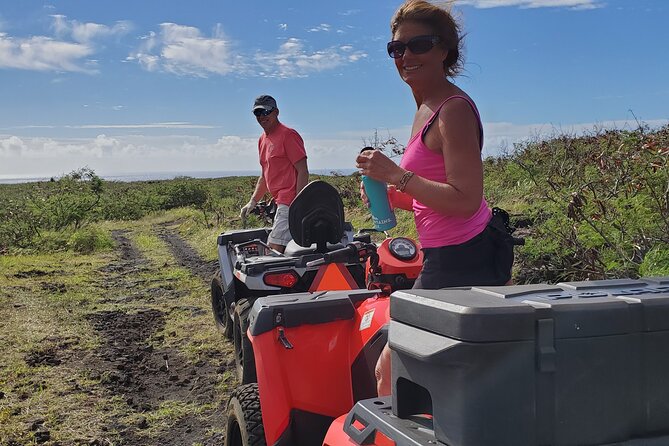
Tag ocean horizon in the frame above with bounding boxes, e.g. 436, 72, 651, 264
0, 168, 357, 185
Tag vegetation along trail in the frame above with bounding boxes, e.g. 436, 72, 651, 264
1, 124, 668, 444
0, 220, 235, 445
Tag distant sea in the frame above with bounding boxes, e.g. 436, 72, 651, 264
0, 169, 357, 185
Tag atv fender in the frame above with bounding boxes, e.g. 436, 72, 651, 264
223, 282, 236, 314
217, 243, 235, 295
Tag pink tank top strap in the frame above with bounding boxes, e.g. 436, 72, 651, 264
420, 95, 484, 150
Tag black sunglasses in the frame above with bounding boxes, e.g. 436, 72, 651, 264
253, 108, 274, 117
387, 35, 440, 59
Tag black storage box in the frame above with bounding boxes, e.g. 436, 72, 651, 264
389, 278, 669, 446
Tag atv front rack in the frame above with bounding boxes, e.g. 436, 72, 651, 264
343, 397, 437, 446
342, 398, 669, 446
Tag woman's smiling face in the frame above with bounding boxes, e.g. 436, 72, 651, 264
392, 21, 448, 85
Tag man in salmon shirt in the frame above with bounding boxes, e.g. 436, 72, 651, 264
240, 95, 309, 253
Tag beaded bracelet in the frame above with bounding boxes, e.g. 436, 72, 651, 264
397, 170, 415, 192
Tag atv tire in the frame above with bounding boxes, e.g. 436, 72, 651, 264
211, 274, 233, 339
234, 298, 257, 383
224, 383, 266, 446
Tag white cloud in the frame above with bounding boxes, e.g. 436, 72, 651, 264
456, 0, 604, 9
0, 131, 363, 177
51, 15, 132, 43
0, 133, 260, 176
0, 136, 27, 156
0, 32, 95, 72
128, 23, 245, 77
10, 122, 219, 130
308, 24, 331, 32
2, 118, 667, 177
0, 15, 131, 73
481, 119, 668, 157
129, 23, 367, 79
279, 24, 288, 31
254, 38, 367, 78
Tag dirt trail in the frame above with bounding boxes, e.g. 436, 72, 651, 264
3, 227, 232, 445
157, 227, 218, 282
75, 229, 227, 445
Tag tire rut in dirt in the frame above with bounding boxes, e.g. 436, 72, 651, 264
84, 309, 225, 445
156, 227, 218, 283
100, 230, 150, 278
112, 229, 146, 263
82, 229, 228, 445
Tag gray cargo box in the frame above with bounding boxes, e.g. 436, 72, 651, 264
389, 278, 669, 446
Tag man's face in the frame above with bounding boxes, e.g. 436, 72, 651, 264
254, 107, 279, 133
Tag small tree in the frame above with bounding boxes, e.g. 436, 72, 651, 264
362, 129, 405, 158
33, 167, 104, 230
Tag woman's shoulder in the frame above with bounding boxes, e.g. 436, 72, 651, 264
440, 88, 476, 110
437, 92, 479, 123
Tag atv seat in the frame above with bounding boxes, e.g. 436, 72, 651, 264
288, 180, 346, 254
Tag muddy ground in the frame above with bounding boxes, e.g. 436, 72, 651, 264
7, 228, 232, 445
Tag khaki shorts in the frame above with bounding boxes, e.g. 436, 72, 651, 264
268, 204, 291, 246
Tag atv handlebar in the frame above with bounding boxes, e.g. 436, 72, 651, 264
306, 241, 376, 268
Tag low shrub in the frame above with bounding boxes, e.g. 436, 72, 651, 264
68, 226, 115, 254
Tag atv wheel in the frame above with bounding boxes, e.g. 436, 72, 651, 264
211, 274, 233, 339
224, 383, 266, 446
234, 298, 257, 383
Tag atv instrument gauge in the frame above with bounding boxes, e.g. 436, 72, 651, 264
388, 237, 417, 260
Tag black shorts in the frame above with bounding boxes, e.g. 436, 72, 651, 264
413, 214, 514, 289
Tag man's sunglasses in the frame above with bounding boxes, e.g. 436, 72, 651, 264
387, 35, 440, 59
253, 108, 274, 117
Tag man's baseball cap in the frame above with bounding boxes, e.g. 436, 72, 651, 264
253, 95, 277, 112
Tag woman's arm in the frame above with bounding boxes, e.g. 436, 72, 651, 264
413, 99, 483, 217
358, 100, 483, 218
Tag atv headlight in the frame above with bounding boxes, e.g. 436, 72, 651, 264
388, 237, 417, 261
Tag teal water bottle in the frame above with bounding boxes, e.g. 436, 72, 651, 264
360, 147, 396, 231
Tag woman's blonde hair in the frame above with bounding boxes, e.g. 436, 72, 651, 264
390, 0, 464, 78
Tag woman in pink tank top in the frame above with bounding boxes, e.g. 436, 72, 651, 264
355, 0, 516, 396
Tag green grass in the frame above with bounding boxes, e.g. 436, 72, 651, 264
0, 216, 231, 444
0, 251, 115, 443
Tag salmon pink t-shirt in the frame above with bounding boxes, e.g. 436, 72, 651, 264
259, 123, 307, 205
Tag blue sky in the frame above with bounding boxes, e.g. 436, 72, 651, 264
1, 0, 667, 179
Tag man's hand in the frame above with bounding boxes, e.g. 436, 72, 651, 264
239, 198, 257, 220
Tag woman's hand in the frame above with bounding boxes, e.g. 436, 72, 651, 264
356, 149, 404, 185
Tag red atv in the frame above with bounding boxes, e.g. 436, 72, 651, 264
322, 277, 669, 446
227, 273, 669, 446
213, 181, 422, 385
223, 180, 423, 446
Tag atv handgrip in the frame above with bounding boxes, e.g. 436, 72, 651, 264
305, 241, 377, 268
305, 242, 360, 267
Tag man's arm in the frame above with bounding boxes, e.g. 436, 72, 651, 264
251, 175, 269, 202
241, 175, 269, 219
294, 158, 309, 195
